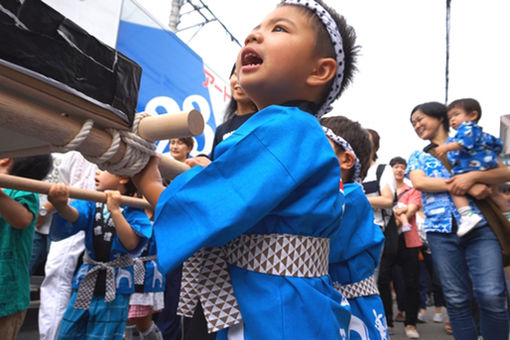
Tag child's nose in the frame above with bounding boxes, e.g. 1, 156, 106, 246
244, 30, 261, 45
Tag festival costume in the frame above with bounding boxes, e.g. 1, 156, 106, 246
51, 200, 152, 340
329, 183, 388, 340
128, 233, 166, 318
0, 189, 38, 323
154, 104, 349, 339
39, 151, 97, 340
449, 121, 503, 174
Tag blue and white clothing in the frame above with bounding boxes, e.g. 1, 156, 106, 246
134, 233, 166, 293
330, 183, 388, 340
407, 149, 486, 233
154, 104, 349, 339
449, 122, 502, 174
51, 201, 152, 294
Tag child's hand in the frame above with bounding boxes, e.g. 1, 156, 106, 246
48, 183, 70, 209
434, 145, 448, 157
393, 206, 407, 216
105, 190, 122, 213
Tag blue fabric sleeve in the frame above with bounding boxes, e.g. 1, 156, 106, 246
121, 207, 152, 255
49, 200, 91, 241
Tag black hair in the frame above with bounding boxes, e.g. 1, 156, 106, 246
410, 101, 449, 133
389, 156, 407, 168
223, 63, 238, 122
279, 0, 359, 101
447, 98, 482, 122
9, 154, 52, 180
123, 177, 138, 197
366, 128, 380, 162
320, 115, 371, 182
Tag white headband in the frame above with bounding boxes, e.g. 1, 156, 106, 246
322, 126, 361, 183
282, 0, 345, 118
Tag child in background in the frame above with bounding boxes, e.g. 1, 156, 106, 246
124, 223, 165, 340
321, 116, 388, 340
435, 98, 507, 237
48, 170, 152, 340
0, 155, 52, 340
133, 1, 359, 339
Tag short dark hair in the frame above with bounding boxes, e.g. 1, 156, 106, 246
280, 0, 359, 100
320, 115, 371, 182
366, 128, 380, 162
390, 156, 407, 168
178, 137, 194, 151
410, 101, 449, 133
447, 98, 482, 122
123, 177, 137, 197
9, 154, 52, 180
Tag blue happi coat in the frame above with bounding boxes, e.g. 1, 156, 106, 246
51, 201, 152, 295
329, 183, 388, 340
154, 105, 350, 339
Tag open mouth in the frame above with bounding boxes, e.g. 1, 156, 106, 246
241, 49, 263, 67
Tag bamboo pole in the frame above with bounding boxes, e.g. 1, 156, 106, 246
0, 174, 151, 210
138, 110, 204, 141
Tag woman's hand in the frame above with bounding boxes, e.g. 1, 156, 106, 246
446, 172, 476, 195
185, 156, 211, 168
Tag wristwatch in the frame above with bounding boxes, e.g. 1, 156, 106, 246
39, 207, 48, 217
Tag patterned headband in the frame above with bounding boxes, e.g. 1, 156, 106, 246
322, 126, 361, 183
282, 0, 345, 118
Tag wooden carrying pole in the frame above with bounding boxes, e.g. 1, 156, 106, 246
0, 60, 198, 179
0, 174, 151, 210
0, 99, 194, 179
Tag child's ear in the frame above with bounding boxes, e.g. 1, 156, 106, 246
307, 57, 337, 86
469, 110, 480, 122
338, 151, 356, 171
118, 175, 129, 186
0, 158, 13, 171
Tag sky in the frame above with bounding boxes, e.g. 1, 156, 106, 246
136, 0, 510, 164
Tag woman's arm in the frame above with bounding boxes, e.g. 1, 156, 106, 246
448, 159, 510, 195
367, 184, 394, 209
409, 169, 449, 193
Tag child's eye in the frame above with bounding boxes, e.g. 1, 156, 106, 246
273, 25, 287, 33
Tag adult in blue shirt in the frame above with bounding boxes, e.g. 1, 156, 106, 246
407, 101, 510, 340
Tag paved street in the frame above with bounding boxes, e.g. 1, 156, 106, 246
389, 307, 453, 340
18, 306, 456, 340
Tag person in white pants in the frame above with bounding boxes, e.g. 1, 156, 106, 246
38, 151, 97, 340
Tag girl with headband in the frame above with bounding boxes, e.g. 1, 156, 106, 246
133, 1, 359, 338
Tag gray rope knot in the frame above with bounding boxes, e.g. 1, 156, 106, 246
51, 113, 157, 176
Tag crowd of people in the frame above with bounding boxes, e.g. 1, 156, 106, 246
1, 1, 510, 340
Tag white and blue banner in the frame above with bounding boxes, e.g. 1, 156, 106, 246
116, 0, 228, 157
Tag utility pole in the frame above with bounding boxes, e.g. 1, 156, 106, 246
168, 0, 182, 32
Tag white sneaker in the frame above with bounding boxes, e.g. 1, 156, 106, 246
405, 325, 420, 339
457, 212, 482, 237
432, 313, 443, 323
